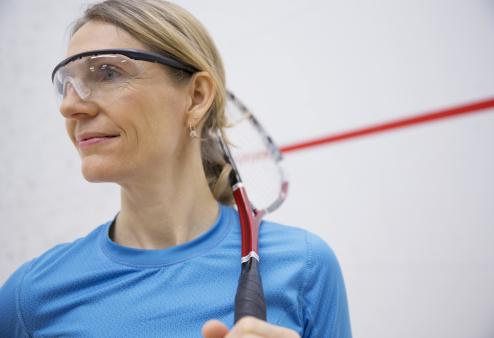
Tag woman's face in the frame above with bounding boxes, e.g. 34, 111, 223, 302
60, 21, 192, 184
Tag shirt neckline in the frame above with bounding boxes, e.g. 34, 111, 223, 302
99, 204, 233, 268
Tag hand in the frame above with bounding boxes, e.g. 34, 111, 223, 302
202, 316, 300, 338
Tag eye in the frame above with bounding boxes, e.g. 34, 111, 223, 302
90, 64, 123, 82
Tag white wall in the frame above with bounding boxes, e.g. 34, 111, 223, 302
1, 1, 493, 337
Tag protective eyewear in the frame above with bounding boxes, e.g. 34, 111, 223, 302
51, 48, 198, 104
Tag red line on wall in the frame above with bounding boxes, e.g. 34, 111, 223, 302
280, 97, 494, 154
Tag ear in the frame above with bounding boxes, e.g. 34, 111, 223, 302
185, 71, 216, 130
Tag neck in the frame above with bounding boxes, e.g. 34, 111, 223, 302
112, 154, 220, 250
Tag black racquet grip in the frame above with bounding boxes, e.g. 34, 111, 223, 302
234, 258, 267, 323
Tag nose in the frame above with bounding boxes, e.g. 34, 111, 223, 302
59, 83, 98, 119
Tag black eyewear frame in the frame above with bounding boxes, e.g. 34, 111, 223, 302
51, 48, 198, 82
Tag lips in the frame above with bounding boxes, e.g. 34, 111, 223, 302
76, 132, 120, 143
76, 132, 120, 149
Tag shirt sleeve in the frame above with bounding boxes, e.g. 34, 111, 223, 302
301, 232, 352, 338
0, 261, 33, 338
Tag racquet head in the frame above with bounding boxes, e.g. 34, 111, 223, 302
217, 91, 288, 215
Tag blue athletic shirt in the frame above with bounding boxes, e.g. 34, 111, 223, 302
0, 205, 352, 337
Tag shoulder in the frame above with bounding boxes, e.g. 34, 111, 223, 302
2, 222, 109, 292
0, 221, 110, 336
259, 219, 343, 293
260, 219, 339, 268
258, 220, 351, 334
25, 222, 108, 273
261, 221, 352, 337
2, 220, 110, 287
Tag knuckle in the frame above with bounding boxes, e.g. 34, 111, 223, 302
237, 316, 257, 332
285, 329, 301, 338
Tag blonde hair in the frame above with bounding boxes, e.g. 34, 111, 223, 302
71, 0, 233, 204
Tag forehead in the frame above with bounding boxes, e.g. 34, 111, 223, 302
67, 21, 149, 58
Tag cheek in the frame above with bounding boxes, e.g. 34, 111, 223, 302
135, 91, 188, 154
137, 111, 185, 162
90, 80, 189, 171
65, 119, 77, 146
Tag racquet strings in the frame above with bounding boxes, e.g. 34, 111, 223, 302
223, 97, 285, 213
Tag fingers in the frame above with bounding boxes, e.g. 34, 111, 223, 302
203, 317, 300, 338
202, 319, 229, 338
226, 317, 300, 338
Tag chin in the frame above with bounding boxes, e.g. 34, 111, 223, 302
80, 157, 122, 183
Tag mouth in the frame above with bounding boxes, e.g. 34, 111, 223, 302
79, 135, 119, 141
77, 135, 120, 149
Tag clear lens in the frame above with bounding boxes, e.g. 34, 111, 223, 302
53, 54, 142, 104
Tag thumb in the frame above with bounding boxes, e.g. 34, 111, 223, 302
202, 319, 229, 338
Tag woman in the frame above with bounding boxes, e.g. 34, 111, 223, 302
0, 1, 351, 337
